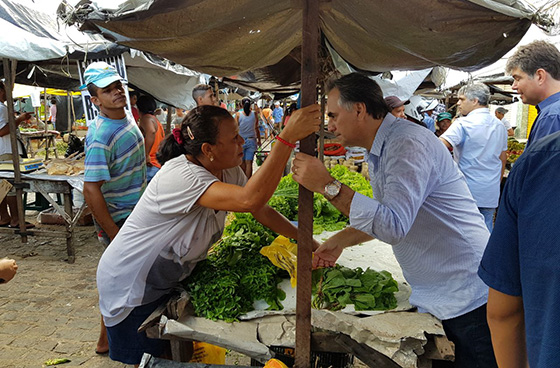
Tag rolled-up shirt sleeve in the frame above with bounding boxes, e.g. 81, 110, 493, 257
349, 137, 439, 244
440, 119, 464, 148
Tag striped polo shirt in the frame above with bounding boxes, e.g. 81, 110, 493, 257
84, 114, 146, 222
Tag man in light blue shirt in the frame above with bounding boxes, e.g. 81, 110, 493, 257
291, 73, 496, 367
272, 101, 283, 129
440, 83, 507, 232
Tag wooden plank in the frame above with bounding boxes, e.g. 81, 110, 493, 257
64, 193, 75, 263
295, 0, 320, 366
311, 331, 348, 353
3, 58, 27, 242
334, 334, 401, 368
422, 335, 455, 361
169, 339, 193, 362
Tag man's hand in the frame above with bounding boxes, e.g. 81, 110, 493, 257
312, 242, 343, 269
16, 112, 32, 124
291, 152, 333, 194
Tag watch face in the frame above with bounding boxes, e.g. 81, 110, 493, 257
326, 184, 338, 196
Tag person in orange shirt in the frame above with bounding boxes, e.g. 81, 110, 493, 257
137, 95, 165, 182
261, 103, 273, 135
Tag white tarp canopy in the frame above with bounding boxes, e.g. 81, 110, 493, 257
0, 0, 205, 109
0, 19, 67, 61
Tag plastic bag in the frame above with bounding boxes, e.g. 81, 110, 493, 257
260, 235, 298, 287
189, 341, 226, 364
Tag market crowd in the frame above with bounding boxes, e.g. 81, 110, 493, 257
2, 40, 559, 368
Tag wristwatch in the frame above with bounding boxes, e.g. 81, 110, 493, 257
323, 179, 342, 200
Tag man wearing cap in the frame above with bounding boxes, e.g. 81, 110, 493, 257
505, 41, 560, 147
384, 96, 408, 119
435, 112, 453, 138
272, 101, 284, 130
81, 61, 146, 355
192, 84, 217, 107
421, 100, 438, 132
440, 83, 507, 232
494, 107, 514, 136
0, 81, 34, 228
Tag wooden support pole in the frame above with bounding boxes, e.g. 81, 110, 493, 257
319, 89, 326, 162
165, 105, 173, 136
295, 0, 320, 366
3, 58, 27, 242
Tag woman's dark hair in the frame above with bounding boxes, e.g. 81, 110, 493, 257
157, 105, 232, 165
287, 102, 297, 115
242, 98, 251, 116
137, 95, 157, 115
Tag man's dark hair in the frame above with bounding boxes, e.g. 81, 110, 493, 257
87, 83, 99, 97
327, 73, 390, 119
506, 40, 560, 80
192, 84, 212, 102
50, 98, 57, 104
137, 95, 157, 115
0, 81, 5, 91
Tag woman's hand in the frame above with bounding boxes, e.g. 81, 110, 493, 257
279, 104, 321, 143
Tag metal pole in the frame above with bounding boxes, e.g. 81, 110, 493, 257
3, 58, 28, 241
295, 0, 319, 366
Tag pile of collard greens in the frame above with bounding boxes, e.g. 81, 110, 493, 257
312, 265, 398, 311
183, 166, 397, 322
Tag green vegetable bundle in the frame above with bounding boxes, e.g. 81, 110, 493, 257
183, 213, 286, 322
268, 165, 372, 234
311, 265, 398, 311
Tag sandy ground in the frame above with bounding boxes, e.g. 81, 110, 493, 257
0, 221, 256, 368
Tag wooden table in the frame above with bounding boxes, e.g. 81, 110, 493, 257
0, 171, 86, 263
20, 131, 59, 159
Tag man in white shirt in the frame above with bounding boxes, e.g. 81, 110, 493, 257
440, 83, 508, 232
0, 81, 33, 228
495, 107, 514, 136
291, 73, 496, 368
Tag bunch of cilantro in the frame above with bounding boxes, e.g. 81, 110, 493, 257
268, 165, 372, 234
311, 265, 398, 311
183, 213, 286, 322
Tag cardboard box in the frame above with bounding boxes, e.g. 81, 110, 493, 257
39, 207, 93, 226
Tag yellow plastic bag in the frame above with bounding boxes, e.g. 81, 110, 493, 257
264, 358, 289, 368
260, 235, 298, 287
189, 341, 226, 365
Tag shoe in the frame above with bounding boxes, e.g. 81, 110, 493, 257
8, 222, 35, 229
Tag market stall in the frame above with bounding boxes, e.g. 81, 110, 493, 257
0, 169, 85, 263
60, 0, 547, 365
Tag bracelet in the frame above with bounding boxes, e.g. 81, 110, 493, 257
276, 135, 296, 149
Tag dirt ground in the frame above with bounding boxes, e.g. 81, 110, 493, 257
0, 220, 255, 368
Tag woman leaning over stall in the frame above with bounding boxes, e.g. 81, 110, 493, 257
96, 104, 320, 366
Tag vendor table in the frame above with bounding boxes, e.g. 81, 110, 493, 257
143, 240, 455, 368
0, 170, 86, 263
20, 131, 59, 159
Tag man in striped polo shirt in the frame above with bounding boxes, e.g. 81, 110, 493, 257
81, 62, 146, 355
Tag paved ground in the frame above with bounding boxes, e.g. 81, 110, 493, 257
0, 219, 257, 368
0, 222, 128, 368
0, 218, 367, 368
